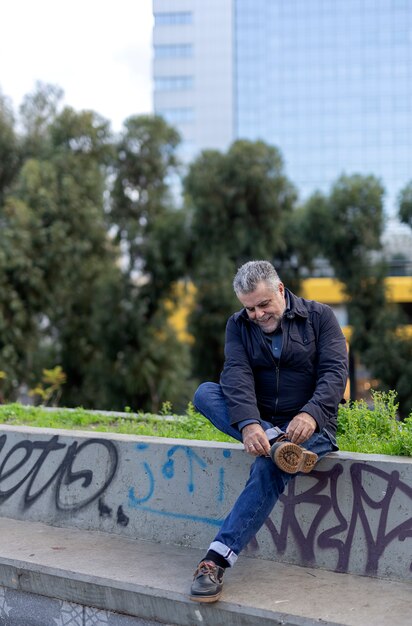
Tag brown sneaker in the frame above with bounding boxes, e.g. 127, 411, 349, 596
270, 437, 318, 474
189, 560, 225, 603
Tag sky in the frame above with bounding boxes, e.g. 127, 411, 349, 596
0, 0, 153, 131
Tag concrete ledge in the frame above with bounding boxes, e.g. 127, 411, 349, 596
0, 425, 411, 581
0, 517, 411, 626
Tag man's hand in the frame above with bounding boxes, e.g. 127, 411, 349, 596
242, 423, 270, 456
286, 412, 317, 445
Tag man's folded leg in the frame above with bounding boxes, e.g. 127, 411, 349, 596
189, 430, 334, 602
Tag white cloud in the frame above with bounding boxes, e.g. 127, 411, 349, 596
0, 0, 153, 130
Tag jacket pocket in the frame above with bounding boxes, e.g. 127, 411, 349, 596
288, 321, 316, 346
287, 323, 316, 368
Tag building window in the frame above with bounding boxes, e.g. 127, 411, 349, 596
154, 12, 192, 26
156, 108, 195, 124
154, 76, 194, 91
154, 44, 193, 59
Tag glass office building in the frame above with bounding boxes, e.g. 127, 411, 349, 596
152, 0, 412, 212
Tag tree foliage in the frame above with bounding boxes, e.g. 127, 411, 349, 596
0, 196, 46, 397
398, 181, 412, 229
0, 87, 192, 411
0, 93, 19, 203
19, 81, 64, 158
1, 83, 411, 416
102, 115, 193, 411
301, 174, 412, 416
185, 140, 297, 380
2, 102, 117, 405
110, 115, 181, 275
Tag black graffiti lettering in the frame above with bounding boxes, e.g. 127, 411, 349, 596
55, 438, 118, 511
117, 505, 129, 527
0, 440, 34, 500
0, 434, 7, 454
21, 437, 68, 505
0, 434, 118, 512
98, 497, 113, 518
0, 438, 66, 502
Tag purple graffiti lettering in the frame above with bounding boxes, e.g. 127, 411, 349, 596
338, 463, 412, 574
256, 461, 412, 577
262, 464, 344, 564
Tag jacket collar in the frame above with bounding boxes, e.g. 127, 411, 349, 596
284, 289, 309, 319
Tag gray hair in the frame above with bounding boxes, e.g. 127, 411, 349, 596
233, 261, 281, 295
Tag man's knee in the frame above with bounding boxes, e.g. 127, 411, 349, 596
193, 382, 220, 414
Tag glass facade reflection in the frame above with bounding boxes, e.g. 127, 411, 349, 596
154, 44, 193, 59
154, 76, 194, 91
156, 107, 195, 124
152, 0, 412, 210
154, 12, 192, 26
235, 0, 412, 209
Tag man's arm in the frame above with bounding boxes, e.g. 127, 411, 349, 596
220, 316, 261, 426
220, 317, 273, 454
287, 306, 348, 443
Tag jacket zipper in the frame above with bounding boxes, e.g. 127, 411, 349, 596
259, 326, 282, 416
274, 364, 280, 415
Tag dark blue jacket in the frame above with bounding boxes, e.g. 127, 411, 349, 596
220, 289, 348, 440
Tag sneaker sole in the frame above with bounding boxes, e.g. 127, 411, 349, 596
270, 441, 318, 474
189, 590, 222, 603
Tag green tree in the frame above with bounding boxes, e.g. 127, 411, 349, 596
12, 105, 116, 406
0, 85, 197, 411
0, 93, 19, 204
302, 174, 412, 415
1, 90, 194, 411
398, 181, 412, 229
103, 114, 192, 412
185, 139, 297, 381
110, 115, 181, 276
19, 81, 63, 158
360, 315, 412, 417
0, 196, 47, 398
47, 110, 116, 407
302, 174, 386, 351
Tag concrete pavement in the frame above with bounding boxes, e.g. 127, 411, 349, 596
0, 517, 410, 626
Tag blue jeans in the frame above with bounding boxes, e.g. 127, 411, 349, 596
193, 382, 335, 566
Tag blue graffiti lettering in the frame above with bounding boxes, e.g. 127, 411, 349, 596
161, 446, 207, 493
128, 461, 155, 505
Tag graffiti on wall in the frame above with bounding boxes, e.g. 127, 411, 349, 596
262, 462, 412, 575
0, 433, 411, 576
127, 443, 230, 526
125, 443, 412, 576
0, 434, 118, 512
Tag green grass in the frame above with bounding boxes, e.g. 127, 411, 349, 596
0, 402, 236, 443
1, 391, 411, 456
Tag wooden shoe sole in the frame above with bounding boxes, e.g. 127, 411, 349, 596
270, 441, 318, 474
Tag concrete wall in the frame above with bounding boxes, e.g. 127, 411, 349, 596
0, 425, 411, 582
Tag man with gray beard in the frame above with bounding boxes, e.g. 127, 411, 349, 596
190, 260, 348, 602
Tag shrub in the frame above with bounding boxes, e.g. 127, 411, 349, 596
336, 390, 412, 456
